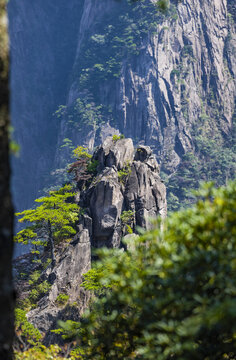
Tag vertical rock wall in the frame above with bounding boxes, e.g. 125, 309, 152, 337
58, 0, 235, 172
9, 0, 236, 222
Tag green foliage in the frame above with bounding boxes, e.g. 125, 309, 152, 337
9, 139, 20, 156
182, 44, 194, 58
81, 267, 104, 293
56, 320, 82, 341
14, 344, 66, 360
126, 224, 133, 234
28, 280, 51, 304
15, 308, 42, 350
14, 184, 79, 248
156, 0, 169, 12
87, 159, 98, 175
16, 270, 52, 311
81, 263, 116, 295
8, 125, 20, 156
54, 104, 67, 119
28, 270, 41, 286
57, 97, 104, 134
42, 257, 52, 270
65, 182, 236, 359
73, 146, 92, 160
72, 98, 103, 130
112, 134, 125, 142
69, 146, 98, 183
118, 162, 132, 184
69, 347, 85, 360
60, 138, 74, 152
120, 210, 134, 224
121, 210, 134, 234
56, 294, 70, 307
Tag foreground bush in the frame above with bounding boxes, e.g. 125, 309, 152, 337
71, 182, 236, 359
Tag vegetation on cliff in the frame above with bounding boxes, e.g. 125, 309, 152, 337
15, 185, 79, 267
14, 181, 236, 359
9, 1, 236, 358
62, 181, 236, 359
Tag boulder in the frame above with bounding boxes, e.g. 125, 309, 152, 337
94, 136, 134, 171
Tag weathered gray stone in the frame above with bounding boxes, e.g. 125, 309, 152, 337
134, 145, 152, 162
135, 145, 160, 173
89, 167, 123, 244
125, 161, 167, 229
94, 137, 134, 171
27, 226, 91, 335
86, 137, 166, 247
54, 0, 236, 176
23, 136, 167, 339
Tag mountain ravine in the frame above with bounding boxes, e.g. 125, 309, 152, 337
9, 0, 236, 246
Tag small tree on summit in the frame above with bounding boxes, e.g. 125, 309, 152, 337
15, 184, 79, 267
68, 146, 98, 184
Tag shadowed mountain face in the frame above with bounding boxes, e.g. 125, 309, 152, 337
9, 0, 236, 222
8, 0, 84, 211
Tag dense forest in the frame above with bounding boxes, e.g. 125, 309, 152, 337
1, 0, 235, 358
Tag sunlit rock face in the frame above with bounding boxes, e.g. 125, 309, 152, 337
86, 137, 166, 248
9, 0, 235, 253
57, 0, 235, 171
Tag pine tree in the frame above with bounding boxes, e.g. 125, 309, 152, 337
15, 184, 79, 267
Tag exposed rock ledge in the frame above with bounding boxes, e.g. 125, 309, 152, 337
26, 137, 167, 340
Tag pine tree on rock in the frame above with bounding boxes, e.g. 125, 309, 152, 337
15, 185, 79, 267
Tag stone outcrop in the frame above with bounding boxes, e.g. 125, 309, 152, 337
26, 137, 166, 338
81, 137, 166, 248
27, 234, 91, 338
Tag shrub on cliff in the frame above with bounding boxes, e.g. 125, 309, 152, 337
66, 181, 236, 359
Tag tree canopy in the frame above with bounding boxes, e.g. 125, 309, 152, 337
15, 184, 79, 265
62, 181, 236, 360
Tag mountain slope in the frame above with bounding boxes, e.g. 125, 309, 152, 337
9, 0, 236, 214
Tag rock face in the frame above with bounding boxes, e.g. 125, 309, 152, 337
56, 0, 236, 171
26, 137, 166, 337
9, 0, 236, 243
27, 234, 91, 339
83, 137, 166, 248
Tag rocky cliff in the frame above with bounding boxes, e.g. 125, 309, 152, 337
15, 137, 166, 340
55, 0, 236, 208
9, 0, 236, 235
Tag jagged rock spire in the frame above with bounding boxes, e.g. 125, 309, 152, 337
27, 137, 167, 338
